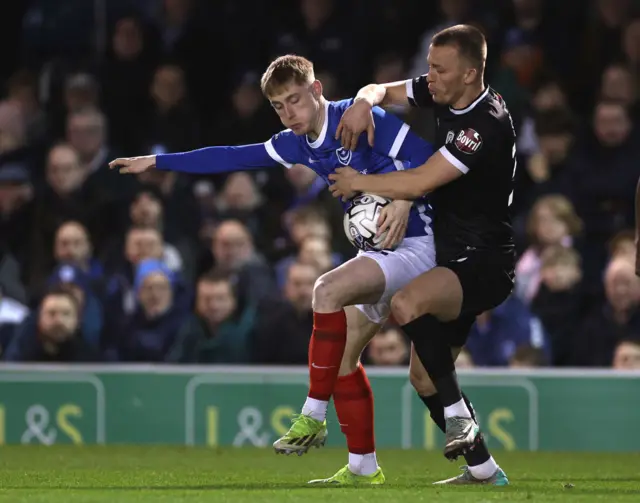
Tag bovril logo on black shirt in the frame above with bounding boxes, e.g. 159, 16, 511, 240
455, 128, 483, 154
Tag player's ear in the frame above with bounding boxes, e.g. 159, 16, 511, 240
463, 67, 477, 85
311, 80, 323, 99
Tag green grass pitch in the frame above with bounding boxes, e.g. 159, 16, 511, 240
0, 446, 638, 502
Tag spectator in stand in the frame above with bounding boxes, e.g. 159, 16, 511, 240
53, 221, 104, 291
531, 246, 585, 366
519, 108, 577, 213
167, 270, 256, 364
253, 262, 319, 364
516, 195, 583, 304
215, 172, 282, 252
4, 288, 101, 362
365, 325, 409, 366
65, 107, 131, 199
116, 258, 188, 362
209, 219, 276, 307
275, 234, 341, 289
568, 100, 639, 288
128, 187, 189, 276
574, 257, 640, 366
612, 338, 640, 369
145, 63, 202, 152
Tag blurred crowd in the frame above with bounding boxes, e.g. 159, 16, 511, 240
0, 0, 639, 369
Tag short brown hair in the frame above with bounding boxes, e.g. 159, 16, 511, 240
42, 287, 81, 314
260, 55, 315, 97
527, 195, 583, 244
199, 268, 232, 285
432, 24, 487, 71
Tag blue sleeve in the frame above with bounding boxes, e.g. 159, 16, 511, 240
370, 106, 434, 167
155, 130, 301, 174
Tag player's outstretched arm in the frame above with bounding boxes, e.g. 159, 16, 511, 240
329, 150, 463, 201
109, 142, 286, 175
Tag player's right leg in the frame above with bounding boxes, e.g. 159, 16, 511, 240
409, 344, 509, 486
273, 255, 386, 456
306, 237, 436, 485
307, 306, 385, 485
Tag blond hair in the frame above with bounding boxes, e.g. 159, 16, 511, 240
260, 55, 315, 97
540, 245, 581, 269
527, 194, 583, 244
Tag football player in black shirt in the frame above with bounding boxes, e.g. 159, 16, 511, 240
330, 25, 515, 486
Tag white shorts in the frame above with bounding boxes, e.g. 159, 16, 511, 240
356, 236, 436, 324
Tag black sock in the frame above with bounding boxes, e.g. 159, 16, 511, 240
419, 394, 446, 431
460, 392, 491, 466
402, 315, 462, 406
419, 392, 491, 467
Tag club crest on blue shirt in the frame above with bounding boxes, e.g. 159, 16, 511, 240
336, 147, 352, 165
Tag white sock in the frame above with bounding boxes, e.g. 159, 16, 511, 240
301, 397, 328, 422
443, 398, 472, 419
348, 452, 378, 476
468, 456, 499, 480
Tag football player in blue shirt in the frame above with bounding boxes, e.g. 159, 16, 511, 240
110, 55, 436, 485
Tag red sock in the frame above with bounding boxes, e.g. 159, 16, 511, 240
334, 365, 375, 454
308, 310, 347, 401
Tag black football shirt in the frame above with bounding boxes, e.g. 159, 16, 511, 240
406, 76, 517, 261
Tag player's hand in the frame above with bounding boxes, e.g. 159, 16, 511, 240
335, 98, 375, 152
108, 155, 157, 174
328, 166, 359, 201
377, 200, 411, 249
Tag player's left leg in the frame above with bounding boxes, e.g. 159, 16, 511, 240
272, 256, 385, 456
390, 252, 514, 460
409, 343, 509, 486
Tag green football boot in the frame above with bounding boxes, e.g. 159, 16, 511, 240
273, 414, 327, 456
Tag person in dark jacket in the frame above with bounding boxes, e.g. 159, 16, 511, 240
573, 257, 640, 366
117, 258, 189, 362
253, 262, 319, 364
166, 270, 256, 363
4, 288, 101, 362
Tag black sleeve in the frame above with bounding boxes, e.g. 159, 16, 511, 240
407, 75, 433, 108
439, 114, 498, 175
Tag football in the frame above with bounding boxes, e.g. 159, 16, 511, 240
343, 193, 391, 251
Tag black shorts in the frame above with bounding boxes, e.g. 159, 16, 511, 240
441, 248, 515, 347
